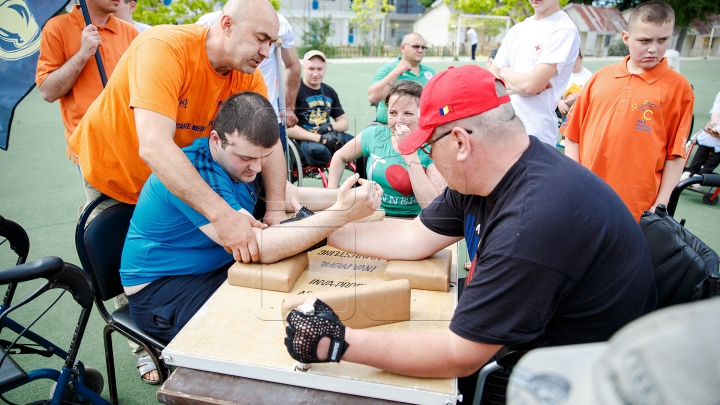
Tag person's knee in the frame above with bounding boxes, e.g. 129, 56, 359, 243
301, 141, 331, 166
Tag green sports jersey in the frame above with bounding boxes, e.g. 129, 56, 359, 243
371, 58, 435, 124
361, 125, 433, 217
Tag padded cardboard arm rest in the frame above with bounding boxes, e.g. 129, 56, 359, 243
384, 249, 451, 292
227, 253, 308, 293
281, 279, 411, 329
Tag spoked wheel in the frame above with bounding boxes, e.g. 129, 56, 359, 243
703, 189, 719, 206
48, 367, 104, 405
287, 140, 304, 186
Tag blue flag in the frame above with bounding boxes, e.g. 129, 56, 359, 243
0, 0, 70, 151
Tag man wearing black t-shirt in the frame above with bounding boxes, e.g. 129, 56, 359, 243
286, 50, 354, 166
283, 66, 657, 396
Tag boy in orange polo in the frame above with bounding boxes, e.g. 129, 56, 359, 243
562, 1, 693, 221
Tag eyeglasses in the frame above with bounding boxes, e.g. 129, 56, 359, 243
419, 129, 472, 155
404, 44, 428, 51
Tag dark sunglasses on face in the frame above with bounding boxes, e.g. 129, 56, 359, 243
405, 44, 428, 51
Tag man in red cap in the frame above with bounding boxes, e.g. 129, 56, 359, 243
283, 65, 657, 399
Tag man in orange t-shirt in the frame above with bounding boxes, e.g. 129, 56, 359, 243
68, 0, 285, 382
36, 0, 138, 161
69, 0, 285, 256
562, 1, 693, 221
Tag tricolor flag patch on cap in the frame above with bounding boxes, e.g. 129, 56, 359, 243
439, 105, 454, 116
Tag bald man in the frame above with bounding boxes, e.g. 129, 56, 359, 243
367, 32, 435, 124
68, 0, 284, 382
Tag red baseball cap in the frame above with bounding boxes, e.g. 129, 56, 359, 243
398, 65, 511, 154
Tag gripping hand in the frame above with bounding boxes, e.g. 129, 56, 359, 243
285, 299, 349, 363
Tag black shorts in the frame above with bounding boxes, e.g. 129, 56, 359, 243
126, 260, 234, 341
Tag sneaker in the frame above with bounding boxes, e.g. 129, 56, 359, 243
680, 171, 691, 182
689, 183, 702, 191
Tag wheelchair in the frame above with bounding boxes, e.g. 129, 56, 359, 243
286, 138, 357, 187
0, 215, 109, 405
682, 133, 720, 206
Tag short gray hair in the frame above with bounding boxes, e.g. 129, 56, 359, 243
432, 81, 523, 142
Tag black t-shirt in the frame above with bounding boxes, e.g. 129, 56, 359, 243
294, 82, 345, 132
420, 136, 657, 347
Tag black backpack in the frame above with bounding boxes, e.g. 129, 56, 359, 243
640, 206, 720, 308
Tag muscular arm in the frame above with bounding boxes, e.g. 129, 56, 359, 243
135, 108, 264, 262
202, 175, 380, 263
329, 217, 460, 261
368, 60, 411, 104
492, 63, 557, 96
38, 25, 100, 102
260, 140, 289, 225
652, 157, 685, 212
334, 329, 501, 378
282, 47, 301, 128
328, 135, 364, 188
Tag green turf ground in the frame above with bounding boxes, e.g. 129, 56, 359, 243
0, 57, 719, 404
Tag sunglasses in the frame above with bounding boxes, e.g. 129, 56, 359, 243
404, 44, 428, 51
419, 129, 472, 155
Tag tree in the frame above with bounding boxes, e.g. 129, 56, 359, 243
299, 16, 336, 57
351, 0, 395, 56
134, 0, 217, 25
448, 0, 569, 23
418, 0, 436, 9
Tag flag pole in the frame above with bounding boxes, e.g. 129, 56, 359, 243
79, 0, 108, 87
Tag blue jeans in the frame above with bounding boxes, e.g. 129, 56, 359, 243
299, 132, 354, 166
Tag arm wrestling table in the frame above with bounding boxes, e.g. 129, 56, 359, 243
158, 220, 460, 405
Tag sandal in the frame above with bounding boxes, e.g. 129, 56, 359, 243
136, 355, 161, 385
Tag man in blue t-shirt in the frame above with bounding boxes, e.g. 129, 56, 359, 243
120, 92, 382, 341
283, 66, 656, 399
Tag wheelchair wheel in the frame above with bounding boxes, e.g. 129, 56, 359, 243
703, 189, 719, 206
287, 140, 304, 186
48, 367, 104, 405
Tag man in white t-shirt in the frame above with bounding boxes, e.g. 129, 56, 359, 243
196, 10, 301, 150
115, 0, 151, 33
466, 27, 478, 60
557, 50, 592, 117
489, 0, 579, 147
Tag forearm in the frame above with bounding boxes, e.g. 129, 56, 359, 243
38, 52, 91, 102
342, 329, 496, 378
256, 204, 356, 263
285, 183, 337, 212
284, 66, 301, 112
328, 155, 349, 188
653, 158, 685, 209
406, 164, 441, 208
262, 141, 288, 214
368, 67, 405, 104
332, 116, 349, 133
498, 64, 556, 96
328, 219, 458, 261
564, 138, 579, 161
287, 126, 321, 142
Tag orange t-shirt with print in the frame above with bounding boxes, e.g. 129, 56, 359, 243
561, 56, 694, 221
69, 24, 268, 204
36, 5, 139, 161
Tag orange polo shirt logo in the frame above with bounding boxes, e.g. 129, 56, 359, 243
632, 100, 659, 134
